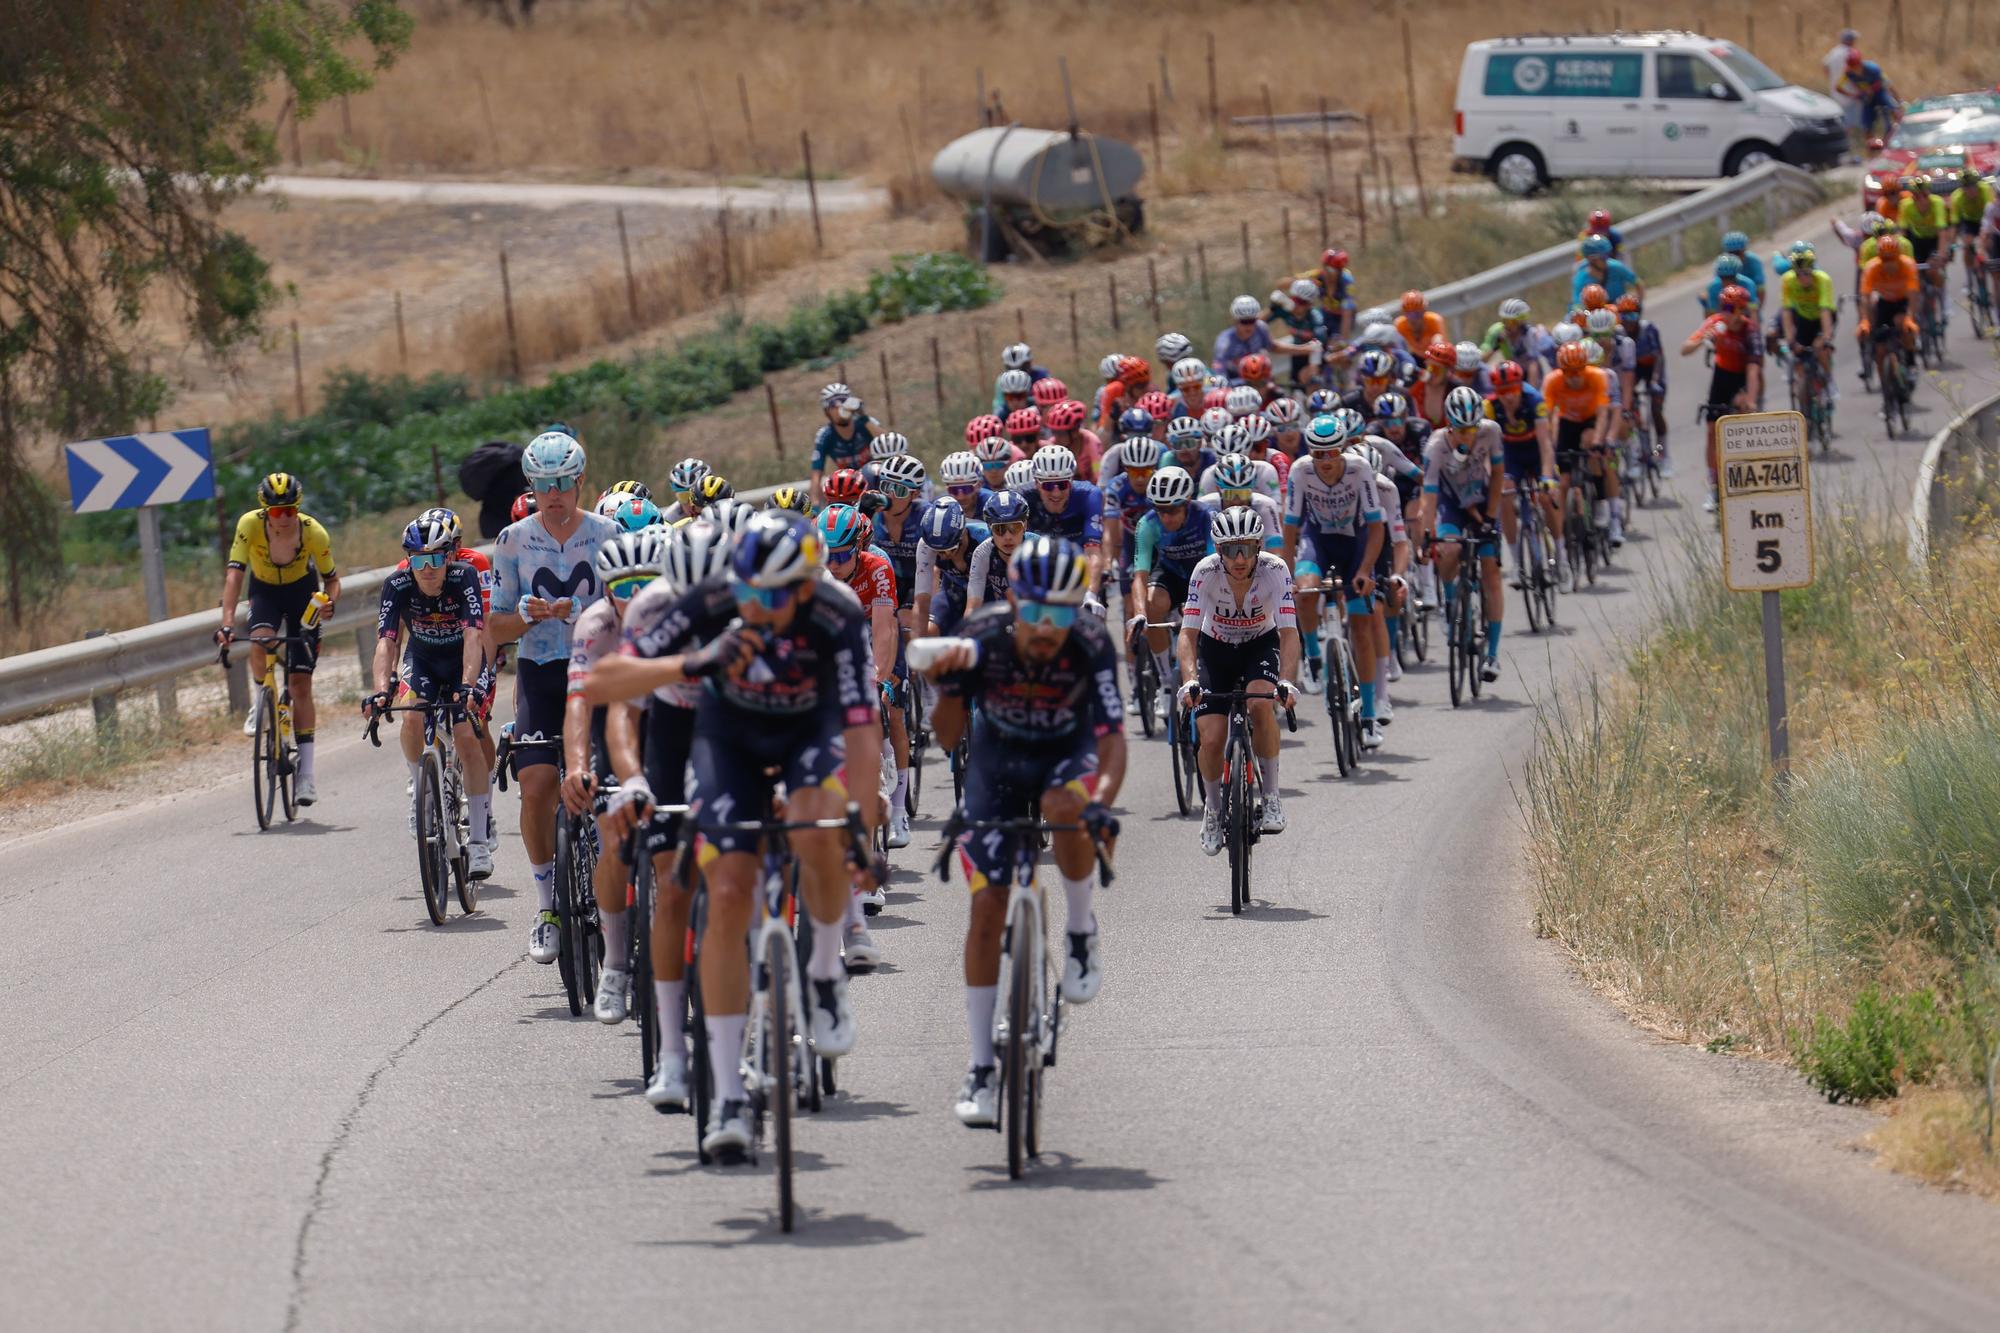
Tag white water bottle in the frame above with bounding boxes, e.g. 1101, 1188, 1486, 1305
908, 636, 978, 672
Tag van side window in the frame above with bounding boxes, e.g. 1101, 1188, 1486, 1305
1657, 53, 1736, 101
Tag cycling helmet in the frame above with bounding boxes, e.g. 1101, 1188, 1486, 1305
608, 495, 661, 532
1156, 331, 1194, 365
1098, 354, 1126, 381
1722, 230, 1749, 253
1305, 409, 1362, 451
920, 501, 968, 551
868, 431, 910, 460
1587, 209, 1613, 233
1616, 293, 1643, 315
705, 497, 756, 540
1579, 283, 1610, 311
1116, 355, 1151, 387
1032, 377, 1068, 408
1877, 234, 1905, 259
1239, 353, 1271, 383
1444, 385, 1485, 429
542, 420, 579, 440
1357, 319, 1397, 345
876, 453, 927, 491
1009, 534, 1090, 605
693, 474, 734, 506
1137, 390, 1174, 421
1118, 405, 1156, 437
509, 491, 538, 523
1585, 307, 1619, 336
973, 436, 1015, 464
1004, 459, 1035, 491
997, 368, 1032, 396
1719, 282, 1753, 307
1212, 423, 1250, 456
815, 503, 867, 552
1289, 278, 1321, 303
985, 490, 1029, 524
662, 517, 733, 592
1118, 436, 1164, 471
1264, 397, 1302, 426
1222, 384, 1262, 418
1171, 356, 1210, 386
1305, 388, 1341, 414
940, 451, 982, 485
1146, 466, 1197, 506
1199, 406, 1234, 438
1453, 341, 1483, 373
1550, 321, 1584, 346
1240, 415, 1273, 446
522, 431, 586, 484
1357, 348, 1396, 379
1229, 295, 1262, 321
1212, 452, 1257, 490
1210, 505, 1265, 547
595, 528, 667, 586
402, 510, 458, 554
1047, 399, 1088, 432
733, 511, 818, 588
1498, 297, 1532, 322
1714, 255, 1741, 278
1400, 290, 1427, 314
1001, 342, 1034, 371
1322, 247, 1349, 269
1165, 415, 1205, 445
669, 457, 711, 493
1202, 387, 1231, 411
1424, 338, 1457, 368
768, 485, 813, 514
1372, 390, 1411, 419
823, 468, 867, 504
1791, 244, 1817, 267
258, 472, 303, 508
1004, 406, 1043, 439
1556, 343, 1590, 372
1492, 361, 1525, 391
819, 381, 853, 409
604, 478, 653, 501
1580, 235, 1612, 258
1030, 444, 1077, 481
1859, 59, 1881, 80
964, 414, 1005, 446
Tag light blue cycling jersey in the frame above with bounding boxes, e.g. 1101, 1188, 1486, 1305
491, 510, 619, 664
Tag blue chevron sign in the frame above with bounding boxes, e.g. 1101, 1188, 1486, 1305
64, 429, 217, 513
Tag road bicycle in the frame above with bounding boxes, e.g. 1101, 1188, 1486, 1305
365, 694, 481, 926
1189, 688, 1296, 915
1443, 525, 1496, 709
1869, 323, 1914, 439
1784, 337, 1835, 454
1916, 261, 1946, 369
934, 809, 1114, 1179
900, 664, 925, 819
624, 801, 694, 1104
1399, 556, 1432, 669
1510, 484, 1558, 635
1969, 255, 1997, 340
218, 634, 314, 831
677, 807, 871, 1230
1561, 451, 1609, 587
1318, 583, 1362, 778
1627, 381, 1666, 504
1125, 615, 1160, 740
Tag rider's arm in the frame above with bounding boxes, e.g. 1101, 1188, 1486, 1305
1277, 624, 1301, 688
869, 601, 896, 684
606, 701, 643, 783
219, 566, 245, 633
964, 542, 991, 612
487, 529, 531, 646
561, 693, 593, 776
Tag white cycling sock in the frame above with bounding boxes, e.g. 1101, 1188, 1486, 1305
297, 739, 315, 780
1152, 645, 1174, 680
808, 910, 846, 980
532, 861, 555, 912
468, 793, 491, 844
405, 758, 422, 786
1204, 777, 1223, 809
1258, 752, 1280, 796
1061, 872, 1094, 936
966, 985, 998, 1068
845, 885, 865, 930
707, 1013, 747, 1102
600, 907, 630, 969
655, 979, 687, 1061
1378, 656, 1392, 692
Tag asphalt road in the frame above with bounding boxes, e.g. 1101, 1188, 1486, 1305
7, 207, 2000, 1332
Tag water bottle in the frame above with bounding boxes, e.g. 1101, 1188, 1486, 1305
907, 636, 978, 672
301, 590, 332, 630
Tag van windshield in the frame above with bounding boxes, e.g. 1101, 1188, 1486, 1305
1708, 43, 1786, 92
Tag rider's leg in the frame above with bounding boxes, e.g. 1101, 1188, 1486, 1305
1480, 551, 1504, 665
1247, 692, 1280, 795
1348, 589, 1383, 724
1145, 585, 1175, 681
452, 716, 491, 851
592, 809, 629, 962
1600, 451, 1625, 543
785, 783, 858, 983
1195, 711, 1227, 807
696, 851, 757, 1102
1042, 779, 1098, 937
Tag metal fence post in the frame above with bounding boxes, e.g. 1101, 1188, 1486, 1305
85, 630, 118, 742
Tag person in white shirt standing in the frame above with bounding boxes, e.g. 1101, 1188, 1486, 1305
1823, 29, 1862, 136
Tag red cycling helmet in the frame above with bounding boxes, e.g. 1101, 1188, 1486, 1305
1137, 390, 1174, 420
1116, 354, 1151, 386
1031, 377, 1068, 407
1719, 283, 1753, 309
510, 490, 538, 523
824, 468, 867, 504
1239, 353, 1271, 383
1005, 406, 1043, 439
1202, 387, 1230, 411
964, 413, 1004, 446
1587, 209, 1613, 233
1046, 399, 1087, 432
1491, 360, 1525, 391
1424, 337, 1457, 368
1321, 247, 1348, 269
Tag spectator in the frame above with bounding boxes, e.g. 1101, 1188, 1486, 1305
1822, 28, 1859, 93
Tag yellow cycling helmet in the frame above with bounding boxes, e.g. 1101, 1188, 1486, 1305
257, 472, 303, 508
604, 478, 653, 500
767, 485, 813, 515
692, 474, 734, 507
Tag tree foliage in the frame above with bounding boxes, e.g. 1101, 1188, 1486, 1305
0, 0, 412, 625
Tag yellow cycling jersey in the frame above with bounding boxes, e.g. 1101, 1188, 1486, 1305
227, 510, 336, 585
1899, 193, 1949, 240
1781, 268, 1836, 320
1951, 180, 1995, 222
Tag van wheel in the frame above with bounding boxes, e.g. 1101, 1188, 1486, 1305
1724, 142, 1781, 176
1489, 145, 1547, 196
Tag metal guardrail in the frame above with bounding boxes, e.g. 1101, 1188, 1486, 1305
1907, 390, 2000, 568
1424, 161, 1827, 323
0, 480, 792, 727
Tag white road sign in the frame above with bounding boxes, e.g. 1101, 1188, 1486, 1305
1717, 411, 1812, 592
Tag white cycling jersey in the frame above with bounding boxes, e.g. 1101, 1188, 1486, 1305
1183, 551, 1297, 645
1196, 457, 1282, 502
1283, 455, 1385, 535
1195, 492, 1284, 548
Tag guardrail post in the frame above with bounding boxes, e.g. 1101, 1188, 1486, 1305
225, 650, 249, 714
353, 626, 374, 682
1669, 230, 1683, 270
84, 631, 119, 742
1763, 193, 1776, 234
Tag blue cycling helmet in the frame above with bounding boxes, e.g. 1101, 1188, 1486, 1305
609, 495, 661, 533
1118, 406, 1154, 437
1372, 390, 1411, 420
1859, 59, 1881, 80
920, 500, 967, 550
1722, 230, 1749, 254
1714, 255, 1741, 278
984, 490, 1029, 524
732, 511, 818, 588
1165, 415, 1204, 445
1580, 235, 1612, 258
1305, 407, 1365, 451
1356, 349, 1396, 379
402, 508, 458, 554
1305, 388, 1341, 413
814, 502, 867, 552
1008, 533, 1091, 605
1771, 253, 1792, 276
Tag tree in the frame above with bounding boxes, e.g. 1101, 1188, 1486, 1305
0, 0, 413, 628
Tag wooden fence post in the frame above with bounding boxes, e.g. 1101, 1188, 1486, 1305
1318, 190, 1329, 251
1016, 307, 1027, 343
290, 320, 306, 415
1239, 220, 1251, 280
1385, 165, 1402, 242
1355, 171, 1369, 251
718, 210, 733, 294
616, 207, 639, 324
1407, 135, 1430, 216
393, 290, 408, 372
764, 382, 785, 459
1282, 206, 1293, 274
1069, 289, 1081, 362
801, 130, 824, 252
931, 335, 946, 417
1205, 32, 1218, 129
1198, 241, 1210, 302
1108, 272, 1122, 332
1319, 95, 1335, 187
1148, 82, 1163, 174
878, 347, 896, 427
694, 79, 720, 173
737, 72, 759, 169
498, 247, 522, 381
1147, 258, 1162, 330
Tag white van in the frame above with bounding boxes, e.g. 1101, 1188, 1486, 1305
1451, 32, 1847, 194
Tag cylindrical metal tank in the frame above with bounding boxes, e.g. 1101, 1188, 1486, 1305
930, 127, 1145, 213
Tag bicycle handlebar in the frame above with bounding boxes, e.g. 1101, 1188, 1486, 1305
932, 811, 1116, 888
362, 697, 485, 746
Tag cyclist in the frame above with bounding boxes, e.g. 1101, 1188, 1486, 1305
1543, 342, 1619, 544
1395, 290, 1448, 355
1982, 183, 2000, 321
1239, 413, 1293, 496
810, 382, 875, 502
1572, 235, 1642, 308
1950, 167, 1996, 296
1701, 254, 1758, 315
1486, 361, 1558, 582
1481, 297, 1551, 379
1101, 436, 1161, 606
962, 490, 1031, 615
1779, 241, 1837, 409
869, 453, 932, 622
1849, 59, 1902, 142
1856, 232, 1921, 371
585, 519, 735, 1108
593, 511, 881, 1158
1423, 387, 1507, 685
766, 485, 815, 519
1580, 208, 1625, 259
937, 450, 994, 521
1265, 396, 1306, 463
1005, 405, 1047, 458
990, 342, 1051, 415
993, 369, 1034, 424
1177, 506, 1299, 852
1198, 452, 1285, 537
1899, 174, 1952, 317
216, 472, 340, 806
1168, 356, 1213, 419
1164, 416, 1217, 489
1096, 405, 1157, 491
491, 431, 619, 964
1681, 285, 1765, 512
1046, 399, 1104, 483
1130, 465, 1216, 709
1283, 409, 1387, 747
1213, 296, 1274, 381
1270, 279, 1333, 388
974, 437, 1018, 493
1720, 231, 1767, 298
914, 500, 990, 641
1024, 444, 1107, 607
1156, 331, 1196, 374
365, 508, 492, 871
392, 508, 499, 825
1619, 294, 1671, 478
1351, 439, 1415, 703
1585, 307, 1637, 492
1413, 338, 1457, 428
819, 503, 909, 856
1091, 355, 1151, 437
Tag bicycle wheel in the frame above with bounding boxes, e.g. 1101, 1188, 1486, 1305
278, 708, 298, 825
689, 897, 713, 1148
1447, 579, 1467, 708
1520, 529, 1544, 635
763, 929, 796, 1230
1170, 705, 1198, 815
417, 757, 450, 926
1411, 592, 1429, 663
1003, 894, 1034, 1180
904, 689, 924, 818
791, 915, 820, 1114
554, 816, 583, 1016
1326, 643, 1353, 778
1129, 628, 1159, 739
574, 845, 602, 1009
251, 686, 276, 830
1338, 641, 1362, 773
445, 759, 470, 912
1468, 578, 1486, 701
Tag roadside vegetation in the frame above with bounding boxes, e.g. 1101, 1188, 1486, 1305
1525, 486, 2000, 1197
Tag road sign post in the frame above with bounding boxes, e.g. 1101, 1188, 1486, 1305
1716, 411, 1813, 786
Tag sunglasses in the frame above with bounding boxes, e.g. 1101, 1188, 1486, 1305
989, 522, 1026, 538
409, 551, 448, 570
880, 479, 917, 498
825, 546, 859, 566
947, 484, 981, 498
1220, 542, 1260, 560
1038, 480, 1071, 493
530, 476, 578, 494
608, 574, 651, 600
731, 578, 797, 609
1016, 601, 1077, 628
264, 505, 299, 519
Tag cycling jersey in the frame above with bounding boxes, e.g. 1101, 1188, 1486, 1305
1702, 273, 1763, 313
395, 548, 492, 618
1572, 258, 1639, 305
1861, 254, 1923, 303
1284, 456, 1385, 536
990, 365, 1052, 418
228, 511, 335, 586
937, 601, 1122, 745
1196, 457, 1281, 503
1627, 321, 1667, 388
1092, 381, 1130, 436
1781, 268, 1837, 320
1538, 367, 1609, 424
870, 499, 931, 609
962, 537, 1018, 610
1395, 311, 1447, 352
1056, 430, 1106, 483
1423, 423, 1503, 513
810, 418, 876, 474
1486, 386, 1542, 443
378, 562, 484, 653
1480, 320, 1548, 370
1184, 551, 1296, 645
1211, 321, 1274, 379
1951, 180, 1995, 224
1102, 472, 1153, 531
1899, 193, 1949, 240
1195, 493, 1284, 549
1164, 447, 1217, 486
1025, 479, 1105, 545
912, 520, 991, 606
491, 511, 619, 665
835, 548, 898, 615
1133, 504, 1217, 574
581, 582, 698, 708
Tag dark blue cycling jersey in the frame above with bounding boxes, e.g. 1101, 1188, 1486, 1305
1132, 503, 1216, 576
870, 498, 933, 608
810, 418, 876, 475
1025, 479, 1105, 545
378, 564, 485, 652
938, 601, 1123, 746
1103, 473, 1152, 532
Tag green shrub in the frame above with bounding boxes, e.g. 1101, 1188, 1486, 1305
1800, 987, 1945, 1103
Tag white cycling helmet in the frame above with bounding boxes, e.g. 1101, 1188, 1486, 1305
1117, 436, 1164, 470
1224, 384, 1263, 418
1229, 294, 1262, 321
997, 368, 1032, 396
1551, 321, 1584, 346
1199, 406, 1233, 438
1001, 342, 1034, 370
940, 450, 982, 485
594, 529, 666, 585
819, 381, 853, 408
1264, 397, 1302, 426
1099, 354, 1125, 380
1585, 307, 1619, 336
1240, 414, 1273, 445
705, 496, 758, 539
593, 491, 630, 519
1004, 459, 1035, 491
669, 456, 710, 493
1349, 443, 1387, 474
522, 431, 586, 483
1358, 321, 1397, 347
1147, 466, 1196, 505
1156, 331, 1194, 365
1357, 348, 1396, 379
1212, 423, 1250, 456
1212, 452, 1257, 490
1210, 505, 1265, 547
1453, 341, 1483, 373
868, 430, 910, 460
876, 453, 928, 489
974, 436, 1015, 464
1289, 278, 1321, 302
1166, 415, 1204, 445
1498, 297, 1532, 322
1171, 356, 1210, 386
1444, 385, 1486, 429
661, 517, 734, 592
1030, 443, 1077, 481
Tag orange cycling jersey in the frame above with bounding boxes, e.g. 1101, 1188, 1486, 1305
1538, 367, 1608, 424
1860, 254, 1921, 304
1093, 381, 1129, 434
1396, 311, 1447, 351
